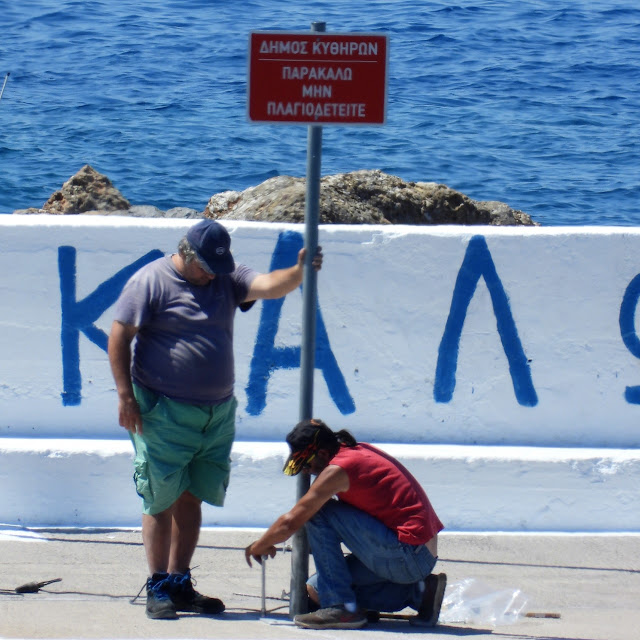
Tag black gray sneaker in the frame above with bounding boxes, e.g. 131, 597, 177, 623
168, 569, 225, 614
410, 572, 447, 627
146, 572, 178, 620
294, 606, 367, 629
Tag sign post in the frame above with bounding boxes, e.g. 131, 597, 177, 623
290, 21, 325, 618
248, 23, 388, 617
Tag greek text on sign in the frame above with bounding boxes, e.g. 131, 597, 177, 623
248, 32, 389, 125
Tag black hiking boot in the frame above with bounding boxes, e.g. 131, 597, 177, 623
410, 572, 447, 627
146, 572, 178, 620
168, 569, 225, 615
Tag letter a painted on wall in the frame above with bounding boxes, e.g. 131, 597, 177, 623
245, 231, 355, 416
434, 235, 538, 407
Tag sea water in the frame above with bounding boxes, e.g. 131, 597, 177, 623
0, 0, 638, 225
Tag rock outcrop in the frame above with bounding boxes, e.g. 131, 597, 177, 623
13, 165, 539, 226
206, 170, 538, 226
33, 165, 129, 214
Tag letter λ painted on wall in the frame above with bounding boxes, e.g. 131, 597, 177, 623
58, 246, 163, 406
245, 230, 355, 416
434, 235, 538, 407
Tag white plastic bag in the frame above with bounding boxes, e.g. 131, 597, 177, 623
440, 578, 528, 627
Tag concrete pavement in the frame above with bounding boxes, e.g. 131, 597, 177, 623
1, 528, 639, 640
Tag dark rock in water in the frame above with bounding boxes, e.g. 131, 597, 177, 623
472, 200, 535, 226
13, 166, 538, 226
42, 165, 131, 214
84, 205, 201, 218
164, 207, 202, 219
12, 166, 200, 218
205, 170, 539, 226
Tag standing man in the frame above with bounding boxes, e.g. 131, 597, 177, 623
245, 419, 446, 630
108, 219, 322, 620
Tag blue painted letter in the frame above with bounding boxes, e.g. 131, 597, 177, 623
619, 273, 640, 404
245, 231, 355, 416
434, 235, 538, 406
59, 247, 163, 406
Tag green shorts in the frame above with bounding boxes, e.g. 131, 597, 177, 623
130, 383, 237, 516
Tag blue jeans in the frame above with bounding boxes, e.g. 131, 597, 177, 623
306, 499, 437, 612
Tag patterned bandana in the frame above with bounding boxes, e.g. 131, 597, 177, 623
282, 430, 321, 476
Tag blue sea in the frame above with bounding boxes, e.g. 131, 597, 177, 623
1, 0, 638, 225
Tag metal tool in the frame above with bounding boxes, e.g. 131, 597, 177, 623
15, 578, 61, 593
367, 610, 561, 623
260, 555, 267, 616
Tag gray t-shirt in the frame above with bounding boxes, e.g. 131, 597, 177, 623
113, 255, 258, 405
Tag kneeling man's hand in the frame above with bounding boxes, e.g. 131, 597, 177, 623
245, 542, 277, 567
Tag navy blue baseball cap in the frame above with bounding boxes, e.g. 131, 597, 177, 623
186, 220, 235, 274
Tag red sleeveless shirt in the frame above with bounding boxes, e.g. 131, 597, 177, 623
331, 443, 444, 545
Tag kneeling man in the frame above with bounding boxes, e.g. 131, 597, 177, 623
245, 419, 446, 630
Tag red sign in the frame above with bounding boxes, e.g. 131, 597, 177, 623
248, 31, 388, 125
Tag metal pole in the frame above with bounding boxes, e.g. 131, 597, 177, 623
289, 19, 326, 620
0, 73, 10, 103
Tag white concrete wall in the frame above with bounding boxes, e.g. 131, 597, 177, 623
1, 216, 640, 531
2, 439, 638, 531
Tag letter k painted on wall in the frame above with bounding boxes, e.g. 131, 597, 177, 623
434, 235, 538, 407
58, 246, 163, 406
245, 231, 355, 416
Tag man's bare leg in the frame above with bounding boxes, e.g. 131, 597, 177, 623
163, 491, 225, 614
142, 508, 173, 574
142, 506, 178, 619
168, 490, 202, 574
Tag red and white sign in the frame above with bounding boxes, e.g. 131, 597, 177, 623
248, 31, 388, 125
